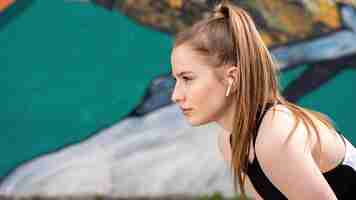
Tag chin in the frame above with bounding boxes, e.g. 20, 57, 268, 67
184, 116, 212, 126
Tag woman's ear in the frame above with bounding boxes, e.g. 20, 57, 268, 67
226, 65, 239, 89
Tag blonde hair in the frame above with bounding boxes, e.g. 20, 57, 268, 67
172, 0, 336, 199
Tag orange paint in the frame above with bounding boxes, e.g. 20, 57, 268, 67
313, 0, 341, 29
0, 0, 14, 12
168, 0, 183, 9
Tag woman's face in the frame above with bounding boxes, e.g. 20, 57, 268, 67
170, 44, 231, 126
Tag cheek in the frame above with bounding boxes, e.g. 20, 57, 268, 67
189, 78, 226, 108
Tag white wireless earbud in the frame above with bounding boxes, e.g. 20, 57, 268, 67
225, 79, 233, 97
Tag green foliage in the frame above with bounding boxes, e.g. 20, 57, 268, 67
198, 191, 245, 200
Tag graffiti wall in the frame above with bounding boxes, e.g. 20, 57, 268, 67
0, 0, 355, 197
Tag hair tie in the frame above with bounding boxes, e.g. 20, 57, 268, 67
212, 1, 230, 18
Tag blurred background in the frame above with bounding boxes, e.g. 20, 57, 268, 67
0, 0, 355, 198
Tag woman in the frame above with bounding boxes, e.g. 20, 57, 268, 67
170, 0, 356, 199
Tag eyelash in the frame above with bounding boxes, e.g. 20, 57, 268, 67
173, 76, 192, 81
182, 76, 192, 82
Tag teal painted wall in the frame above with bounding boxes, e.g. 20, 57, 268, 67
0, 1, 172, 178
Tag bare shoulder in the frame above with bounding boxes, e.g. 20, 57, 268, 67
255, 103, 330, 151
253, 104, 338, 199
255, 103, 306, 150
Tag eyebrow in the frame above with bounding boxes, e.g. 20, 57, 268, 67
171, 71, 193, 77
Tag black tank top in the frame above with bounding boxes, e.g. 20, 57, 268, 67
229, 102, 356, 199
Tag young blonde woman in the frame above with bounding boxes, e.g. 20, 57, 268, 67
170, 0, 356, 199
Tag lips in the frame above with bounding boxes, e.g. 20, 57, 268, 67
182, 108, 193, 114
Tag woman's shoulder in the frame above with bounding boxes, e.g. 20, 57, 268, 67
263, 103, 293, 119
258, 103, 296, 131
254, 103, 316, 153
257, 103, 333, 144
252, 104, 340, 199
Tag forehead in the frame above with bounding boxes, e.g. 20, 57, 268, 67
171, 45, 212, 76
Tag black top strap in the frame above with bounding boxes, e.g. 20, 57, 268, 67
229, 101, 278, 147
252, 102, 278, 145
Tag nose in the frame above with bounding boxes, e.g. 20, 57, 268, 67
171, 81, 185, 103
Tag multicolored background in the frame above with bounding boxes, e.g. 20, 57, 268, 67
1, 0, 355, 196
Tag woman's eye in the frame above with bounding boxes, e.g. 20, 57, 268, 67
182, 76, 193, 82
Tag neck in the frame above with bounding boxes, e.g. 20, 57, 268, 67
216, 98, 237, 134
